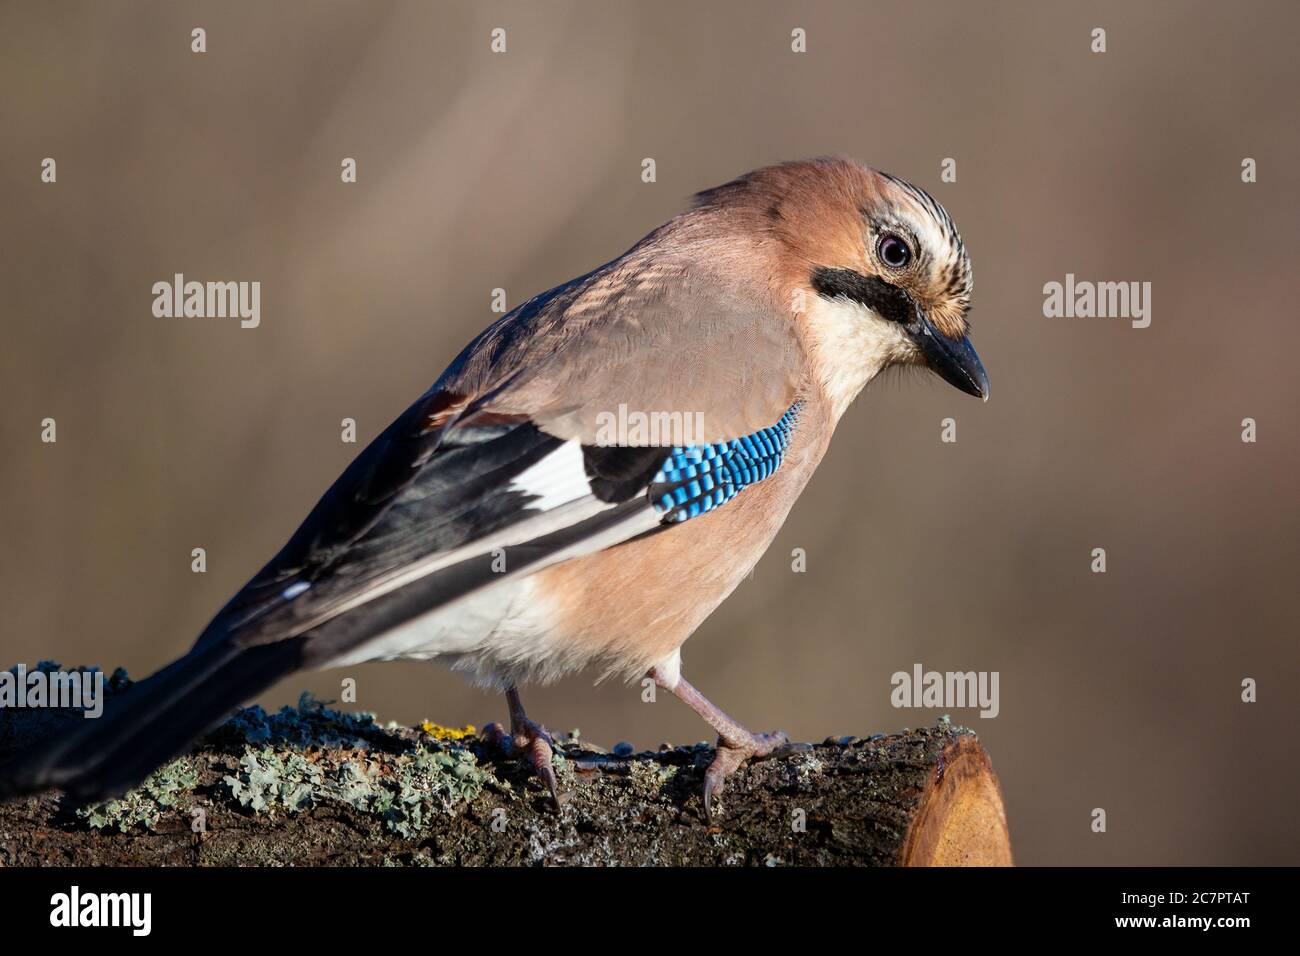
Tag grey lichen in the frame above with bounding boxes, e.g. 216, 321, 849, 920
628, 756, 677, 790
218, 694, 490, 836
77, 756, 198, 832
39, 686, 491, 837
376, 745, 489, 836
222, 691, 383, 748
3, 661, 992, 866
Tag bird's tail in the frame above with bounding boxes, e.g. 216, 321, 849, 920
0, 637, 306, 803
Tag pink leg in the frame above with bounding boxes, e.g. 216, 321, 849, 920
482, 686, 565, 809
650, 667, 789, 823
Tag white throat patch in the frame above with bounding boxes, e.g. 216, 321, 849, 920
804, 294, 912, 419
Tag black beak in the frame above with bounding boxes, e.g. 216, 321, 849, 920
806, 267, 989, 401
906, 310, 989, 401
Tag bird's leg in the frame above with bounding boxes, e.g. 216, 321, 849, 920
482, 686, 564, 809
649, 667, 789, 823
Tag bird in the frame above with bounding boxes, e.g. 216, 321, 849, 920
0, 157, 988, 822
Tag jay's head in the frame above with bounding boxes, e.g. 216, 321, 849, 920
693, 157, 989, 411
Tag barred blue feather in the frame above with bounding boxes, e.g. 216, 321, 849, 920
649, 403, 802, 523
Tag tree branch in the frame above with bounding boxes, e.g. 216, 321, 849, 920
0, 667, 1011, 866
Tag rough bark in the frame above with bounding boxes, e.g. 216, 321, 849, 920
0, 669, 1011, 867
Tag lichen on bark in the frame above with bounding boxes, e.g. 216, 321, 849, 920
0, 664, 987, 866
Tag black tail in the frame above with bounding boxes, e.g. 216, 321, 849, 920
0, 638, 306, 803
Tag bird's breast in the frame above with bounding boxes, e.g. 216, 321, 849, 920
531, 395, 834, 679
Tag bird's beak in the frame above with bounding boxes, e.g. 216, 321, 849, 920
906, 309, 990, 401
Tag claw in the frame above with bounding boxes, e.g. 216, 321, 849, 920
482, 712, 566, 811
538, 759, 564, 808
518, 721, 567, 809
700, 730, 790, 823
646, 667, 800, 827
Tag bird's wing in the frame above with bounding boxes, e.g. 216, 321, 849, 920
200, 251, 805, 662
0, 252, 810, 802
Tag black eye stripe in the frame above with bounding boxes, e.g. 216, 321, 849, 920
809, 267, 915, 324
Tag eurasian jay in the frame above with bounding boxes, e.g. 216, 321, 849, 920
1, 158, 988, 820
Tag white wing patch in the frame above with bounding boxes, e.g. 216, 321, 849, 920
284, 438, 661, 658
509, 440, 592, 510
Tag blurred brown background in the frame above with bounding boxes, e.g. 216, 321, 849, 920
2, 1, 1297, 865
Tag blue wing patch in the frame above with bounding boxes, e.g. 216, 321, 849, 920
649, 403, 802, 524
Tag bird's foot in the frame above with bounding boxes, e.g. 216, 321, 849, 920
481, 717, 566, 810
703, 729, 791, 824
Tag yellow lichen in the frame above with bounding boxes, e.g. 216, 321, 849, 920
420, 721, 477, 741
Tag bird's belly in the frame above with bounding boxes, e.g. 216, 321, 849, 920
528, 481, 801, 680
318, 521, 760, 689
322, 576, 592, 688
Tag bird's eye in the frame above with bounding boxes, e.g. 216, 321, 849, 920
877, 234, 912, 269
